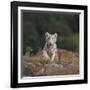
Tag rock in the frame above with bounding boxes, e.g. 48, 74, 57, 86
23, 49, 79, 76
23, 62, 46, 76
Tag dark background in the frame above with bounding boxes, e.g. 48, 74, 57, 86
22, 10, 79, 55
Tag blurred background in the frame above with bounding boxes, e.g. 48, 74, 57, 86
22, 10, 79, 55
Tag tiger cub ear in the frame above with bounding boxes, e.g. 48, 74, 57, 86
45, 32, 50, 37
54, 33, 57, 38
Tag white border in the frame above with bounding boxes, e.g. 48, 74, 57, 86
18, 6, 84, 83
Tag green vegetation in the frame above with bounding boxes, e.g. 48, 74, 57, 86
25, 47, 33, 56
22, 11, 79, 54
59, 33, 79, 53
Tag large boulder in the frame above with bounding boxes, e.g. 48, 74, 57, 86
22, 49, 79, 77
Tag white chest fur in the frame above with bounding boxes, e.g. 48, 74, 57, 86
43, 43, 58, 61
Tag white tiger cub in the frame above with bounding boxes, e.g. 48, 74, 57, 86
43, 32, 58, 62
